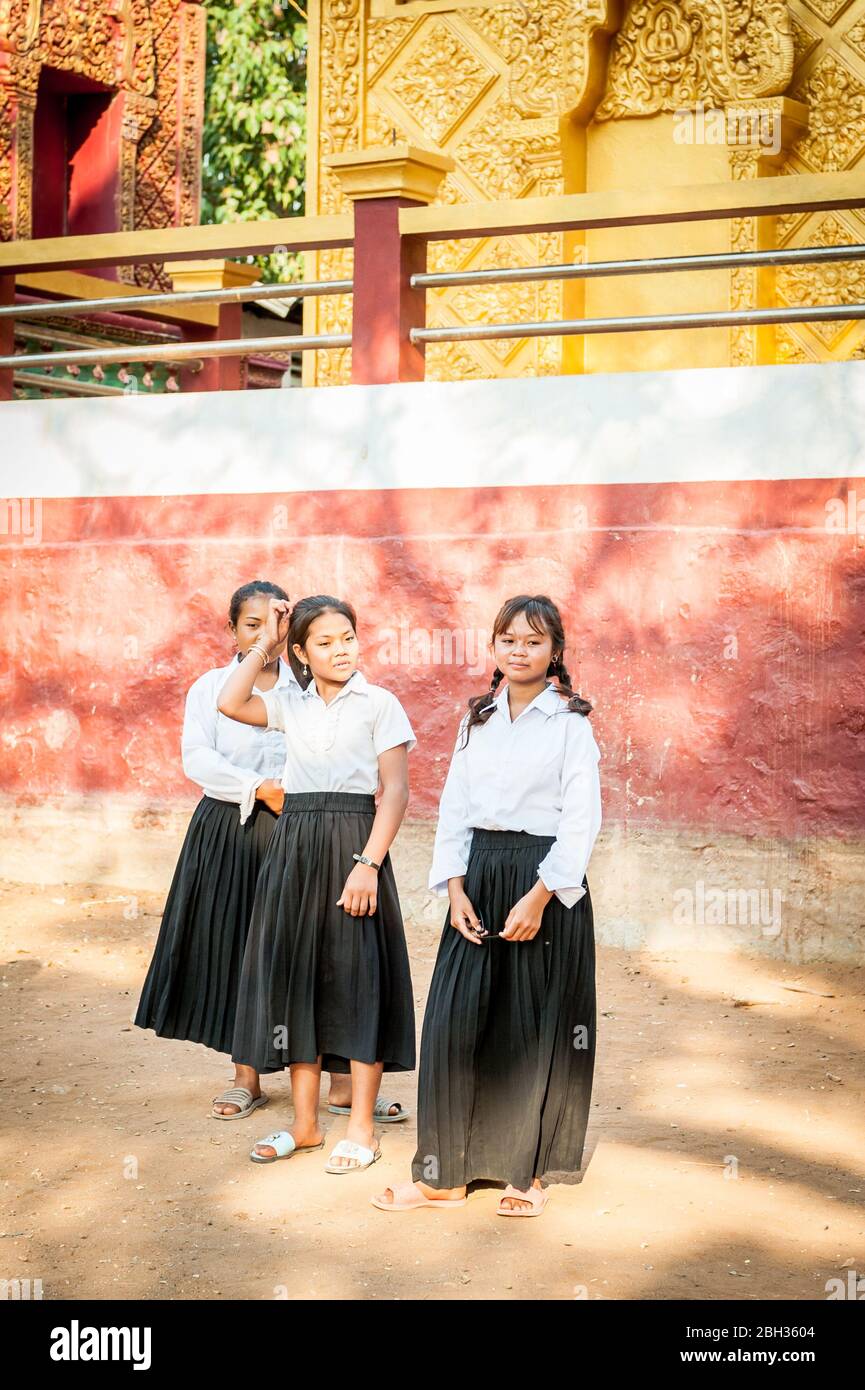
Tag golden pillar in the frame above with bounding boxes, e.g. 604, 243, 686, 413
304, 1, 865, 381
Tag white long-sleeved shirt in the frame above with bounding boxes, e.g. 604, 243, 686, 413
428, 681, 602, 909
182, 655, 300, 824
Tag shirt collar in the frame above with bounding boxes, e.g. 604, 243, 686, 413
277, 655, 299, 689
300, 667, 370, 702
479, 680, 565, 721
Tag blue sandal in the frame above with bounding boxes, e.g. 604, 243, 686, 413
249, 1131, 326, 1164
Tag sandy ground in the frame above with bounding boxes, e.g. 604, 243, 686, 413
1, 863, 863, 1303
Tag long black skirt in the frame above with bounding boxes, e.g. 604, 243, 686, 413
231, 791, 416, 1077
411, 828, 596, 1192
134, 794, 279, 1055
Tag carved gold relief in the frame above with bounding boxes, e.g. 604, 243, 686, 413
371, 16, 502, 146
309, 0, 618, 384
769, 2, 865, 367
845, 14, 865, 62
789, 10, 822, 68
596, 1, 794, 120
792, 49, 865, 170
1, 1, 202, 247
777, 211, 865, 346
729, 148, 763, 369
0, 0, 42, 51
800, 0, 854, 24
307, 0, 865, 380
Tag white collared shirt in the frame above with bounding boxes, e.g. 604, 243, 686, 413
428, 681, 602, 909
259, 668, 417, 795
181, 655, 299, 824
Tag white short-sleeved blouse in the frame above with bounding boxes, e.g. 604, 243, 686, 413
259, 667, 417, 795
182, 655, 299, 824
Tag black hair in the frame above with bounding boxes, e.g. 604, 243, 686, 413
460, 593, 592, 748
288, 594, 358, 689
228, 580, 289, 628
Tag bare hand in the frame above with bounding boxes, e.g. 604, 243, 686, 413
337, 863, 378, 917
501, 885, 550, 942
263, 597, 291, 658
256, 779, 284, 815
448, 884, 484, 945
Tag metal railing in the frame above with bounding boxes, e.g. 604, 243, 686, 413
1, 331, 352, 373
2, 168, 865, 393
0, 213, 355, 395
410, 244, 865, 346
0, 276, 352, 320
0, 276, 353, 373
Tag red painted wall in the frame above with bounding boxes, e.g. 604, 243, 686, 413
2, 476, 863, 836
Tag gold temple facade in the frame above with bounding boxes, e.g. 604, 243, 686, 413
304, 0, 865, 383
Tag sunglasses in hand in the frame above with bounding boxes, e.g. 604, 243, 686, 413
469, 912, 506, 942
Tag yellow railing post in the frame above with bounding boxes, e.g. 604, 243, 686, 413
165, 260, 261, 391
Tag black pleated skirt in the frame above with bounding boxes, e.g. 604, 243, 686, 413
411, 828, 596, 1192
231, 791, 416, 1077
134, 794, 279, 1055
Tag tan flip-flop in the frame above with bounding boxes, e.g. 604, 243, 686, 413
371, 1181, 467, 1212
496, 1184, 549, 1217
211, 1086, 269, 1121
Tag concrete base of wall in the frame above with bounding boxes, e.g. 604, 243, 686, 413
1, 795, 860, 964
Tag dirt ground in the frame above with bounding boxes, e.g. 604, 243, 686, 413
1, 861, 863, 1302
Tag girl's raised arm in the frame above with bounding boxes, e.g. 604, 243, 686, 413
217, 597, 290, 727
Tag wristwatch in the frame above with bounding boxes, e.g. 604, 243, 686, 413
353, 852, 380, 870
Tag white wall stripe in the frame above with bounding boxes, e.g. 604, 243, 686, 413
2, 362, 864, 500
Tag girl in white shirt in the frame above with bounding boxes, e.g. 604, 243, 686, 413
372, 594, 602, 1217
135, 581, 298, 1120
217, 594, 417, 1174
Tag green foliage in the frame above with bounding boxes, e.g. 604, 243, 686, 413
201, 1, 308, 283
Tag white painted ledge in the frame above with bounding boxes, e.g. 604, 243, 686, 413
3, 360, 865, 499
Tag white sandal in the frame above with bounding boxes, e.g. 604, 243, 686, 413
325, 1138, 382, 1174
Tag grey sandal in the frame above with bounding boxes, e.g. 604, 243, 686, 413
326, 1096, 410, 1123
211, 1086, 269, 1121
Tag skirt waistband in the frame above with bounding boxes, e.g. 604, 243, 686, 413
281, 791, 377, 815
470, 827, 556, 851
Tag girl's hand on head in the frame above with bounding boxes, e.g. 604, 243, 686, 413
336, 863, 378, 917
264, 597, 291, 656
448, 886, 484, 945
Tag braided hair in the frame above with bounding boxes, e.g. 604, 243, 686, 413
459, 594, 592, 749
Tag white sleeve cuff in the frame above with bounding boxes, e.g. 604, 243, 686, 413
238, 774, 266, 826
428, 860, 469, 896
537, 867, 587, 910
